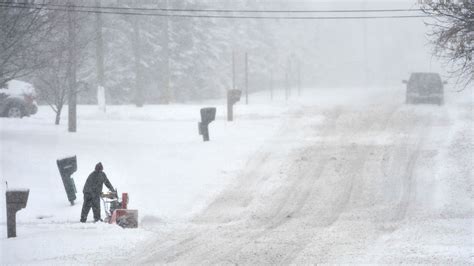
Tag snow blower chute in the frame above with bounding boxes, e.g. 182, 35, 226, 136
100, 190, 138, 228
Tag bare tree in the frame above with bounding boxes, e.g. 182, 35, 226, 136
36, 56, 68, 125
31, 4, 90, 126
0, 1, 57, 87
422, 0, 473, 87
35, 56, 90, 126
33, 9, 74, 126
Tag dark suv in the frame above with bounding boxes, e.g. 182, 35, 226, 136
0, 80, 38, 118
403, 72, 446, 105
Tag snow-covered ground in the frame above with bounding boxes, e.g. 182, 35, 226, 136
0, 87, 472, 264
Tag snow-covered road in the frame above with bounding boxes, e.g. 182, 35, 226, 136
123, 90, 472, 264
1, 88, 472, 264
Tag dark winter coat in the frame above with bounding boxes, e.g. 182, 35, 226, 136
83, 170, 114, 196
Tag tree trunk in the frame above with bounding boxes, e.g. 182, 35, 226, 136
55, 109, 61, 125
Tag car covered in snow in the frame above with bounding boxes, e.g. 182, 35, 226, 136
403, 72, 446, 105
0, 80, 38, 118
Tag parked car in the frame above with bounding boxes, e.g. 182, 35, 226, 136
0, 80, 38, 118
403, 72, 446, 105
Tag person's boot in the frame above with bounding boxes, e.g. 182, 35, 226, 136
94, 218, 103, 223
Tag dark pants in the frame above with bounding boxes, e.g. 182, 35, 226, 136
80, 193, 101, 222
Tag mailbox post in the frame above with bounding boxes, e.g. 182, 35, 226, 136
6, 189, 29, 238
227, 89, 241, 121
57, 156, 77, 205
198, 107, 216, 142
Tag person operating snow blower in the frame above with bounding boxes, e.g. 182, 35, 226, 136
80, 162, 115, 223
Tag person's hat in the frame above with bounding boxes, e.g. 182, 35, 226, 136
95, 162, 103, 171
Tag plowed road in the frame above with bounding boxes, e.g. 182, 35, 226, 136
124, 92, 472, 264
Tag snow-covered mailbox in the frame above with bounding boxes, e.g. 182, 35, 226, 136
6, 189, 29, 238
227, 89, 241, 121
198, 107, 216, 142
57, 156, 77, 205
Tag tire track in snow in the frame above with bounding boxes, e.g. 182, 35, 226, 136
125, 103, 439, 264
128, 107, 320, 263
147, 105, 396, 264
385, 112, 433, 222
266, 105, 402, 264
292, 108, 438, 264
130, 107, 342, 264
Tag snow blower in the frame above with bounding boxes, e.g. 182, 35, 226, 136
100, 190, 138, 228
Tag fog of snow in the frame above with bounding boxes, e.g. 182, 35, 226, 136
1, 0, 472, 264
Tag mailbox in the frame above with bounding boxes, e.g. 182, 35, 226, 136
6, 190, 29, 207
201, 107, 216, 124
228, 89, 242, 105
227, 89, 241, 121
198, 107, 216, 141
57, 156, 77, 205
6, 189, 29, 238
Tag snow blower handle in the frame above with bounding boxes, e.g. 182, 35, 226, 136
101, 190, 118, 200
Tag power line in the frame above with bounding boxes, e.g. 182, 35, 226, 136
0, 3, 432, 20
0, 1, 428, 14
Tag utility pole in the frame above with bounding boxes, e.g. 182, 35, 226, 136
67, 1, 77, 133
232, 50, 236, 90
132, 15, 143, 107
297, 61, 301, 96
163, 0, 171, 104
95, 0, 106, 112
287, 56, 293, 97
245, 52, 248, 105
362, 0, 369, 87
270, 70, 273, 101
